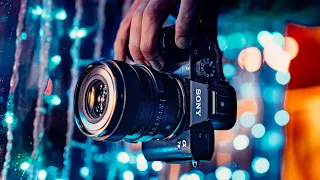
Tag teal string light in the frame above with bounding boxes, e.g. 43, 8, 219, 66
20, 162, 30, 171
1, 0, 27, 178
32, 5, 43, 16
55, 9, 67, 20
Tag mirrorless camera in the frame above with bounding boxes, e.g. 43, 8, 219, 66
74, 1, 236, 165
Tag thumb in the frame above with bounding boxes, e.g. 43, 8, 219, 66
175, 0, 204, 49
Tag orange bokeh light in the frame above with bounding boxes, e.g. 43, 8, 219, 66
238, 47, 262, 72
284, 37, 299, 60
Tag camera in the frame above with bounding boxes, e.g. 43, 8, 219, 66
74, 1, 236, 165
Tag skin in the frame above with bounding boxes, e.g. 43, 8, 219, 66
114, 0, 204, 71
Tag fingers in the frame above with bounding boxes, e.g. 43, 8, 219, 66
114, 0, 142, 61
140, 0, 175, 70
175, 0, 204, 49
129, 0, 149, 64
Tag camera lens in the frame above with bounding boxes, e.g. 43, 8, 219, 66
85, 79, 108, 122
74, 60, 186, 142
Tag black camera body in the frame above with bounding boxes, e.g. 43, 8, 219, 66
74, 1, 236, 165
142, 24, 237, 164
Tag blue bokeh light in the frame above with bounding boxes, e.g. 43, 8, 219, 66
251, 124, 266, 138
180, 174, 189, 180
272, 32, 284, 46
151, 161, 163, 171
215, 166, 232, 180
189, 173, 200, 180
218, 35, 228, 51
38, 170, 47, 180
262, 131, 284, 150
123, 171, 134, 180
232, 170, 249, 180
262, 87, 282, 104
240, 112, 256, 128
275, 110, 290, 126
257, 31, 273, 47
240, 83, 255, 98
117, 152, 129, 163
275, 71, 291, 85
252, 157, 270, 174
223, 64, 236, 79
80, 167, 89, 178
233, 134, 250, 150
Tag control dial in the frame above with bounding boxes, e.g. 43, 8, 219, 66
196, 58, 215, 78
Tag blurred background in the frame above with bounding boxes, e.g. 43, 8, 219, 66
0, 0, 320, 179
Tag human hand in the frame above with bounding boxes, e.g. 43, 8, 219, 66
114, 0, 204, 70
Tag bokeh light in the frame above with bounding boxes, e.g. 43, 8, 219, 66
262, 131, 284, 150
38, 170, 47, 180
233, 134, 249, 150
263, 42, 292, 72
20, 162, 30, 170
136, 154, 148, 171
21, 32, 28, 40
77, 28, 88, 38
275, 71, 291, 85
240, 112, 256, 128
55, 9, 67, 20
32, 6, 43, 16
240, 83, 255, 98
262, 87, 282, 104
189, 173, 200, 180
238, 47, 262, 72
117, 152, 130, 163
272, 32, 284, 46
218, 35, 228, 51
284, 37, 299, 60
252, 157, 270, 174
275, 110, 290, 126
123, 171, 134, 180
51, 55, 62, 66
151, 161, 163, 171
46, 95, 61, 106
4, 113, 14, 124
223, 64, 236, 78
215, 166, 232, 180
237, 99, 258, 119
80, 167, 89, 178
232, 170, 249, 180
251, 124, 266, 138
180, 174, 189, 180
257, 31, 273, 48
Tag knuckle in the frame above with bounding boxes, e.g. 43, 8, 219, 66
140, 44, 154, 59
128, 44, 140, 54
143, 8, 158, 23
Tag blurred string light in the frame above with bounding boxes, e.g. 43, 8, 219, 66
51, 55, 62, 66
275, 71, 291, 85
69, 28, 88, 39
123, 171, 134, 180
45, 94, 61, 106
21, 32, 28, 40
251, 124, 266, 138
238, 47, 262, 72
240, 111, 256, 128
252, 157, 270, 174
4, 113, 14, 124
54, 9, 67, 20
233, 134, 249, 150
32, 5, 43, 16
117, 152, 130, 163
37, 170, 47, 180
275, 110, 290, 126
232, 170, 249, 180
151, 161, 163, 171
215, 166, 232, 180
262, 131, 284, 150
284, 37, 299, 59
80, 167, 89, 178
20, 162, 30, 171
223, 64, 236, 78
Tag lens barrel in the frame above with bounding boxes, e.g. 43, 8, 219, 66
74, 60, 186, 142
